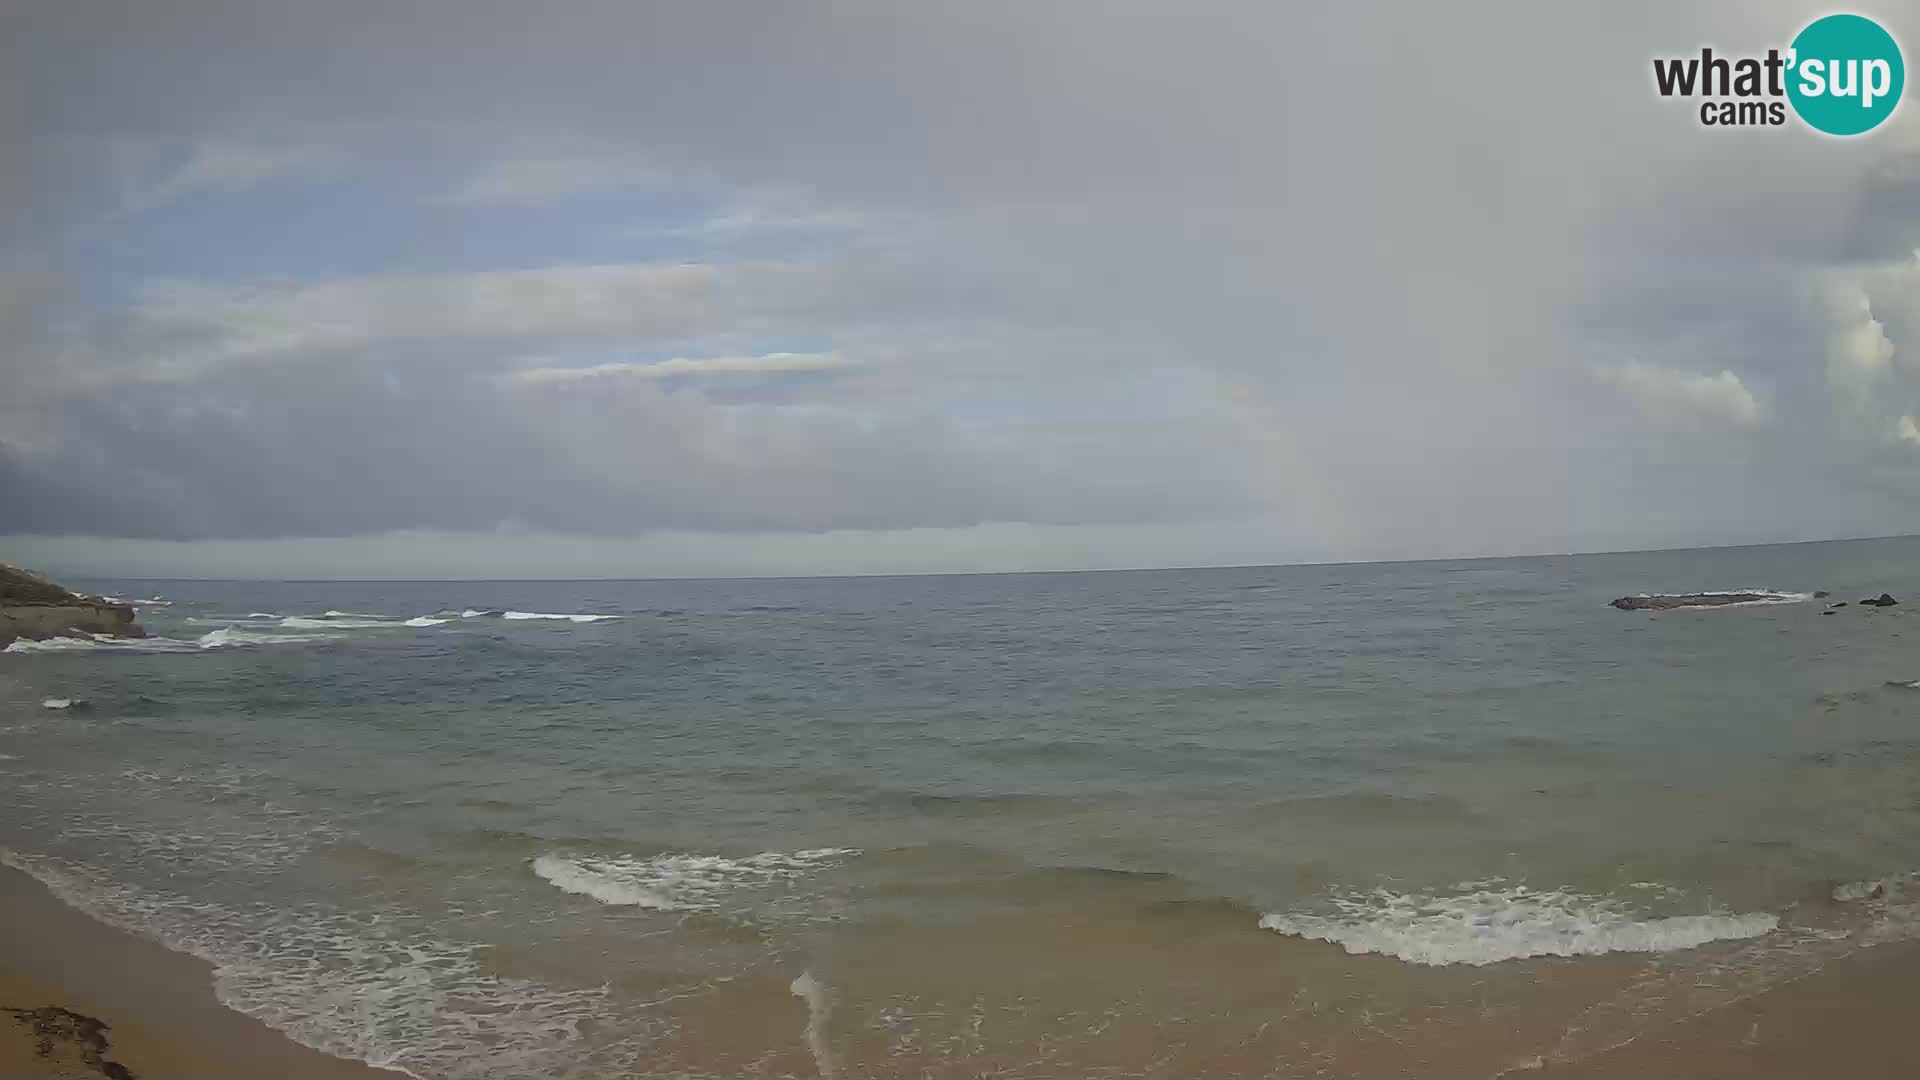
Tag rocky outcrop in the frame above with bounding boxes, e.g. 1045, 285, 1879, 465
1610, 592, 1773, 610
0, 564, 146, 649
1861, 593, 1899, 607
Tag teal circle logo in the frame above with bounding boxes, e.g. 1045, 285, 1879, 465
1787, 14, 1904, 136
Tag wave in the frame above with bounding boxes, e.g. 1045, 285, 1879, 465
41, 697, 84, 710
5, 628, 341, 653
1258, 882, 1777, 966
456, 608, 621, 621
6, 634, 204, 654
530, 855, 676, 909
280, 616, 398, 629
200, 627, 344, 647
1, 850, 637, 1079
402, 616, 451, 627
531, 848, 858, 911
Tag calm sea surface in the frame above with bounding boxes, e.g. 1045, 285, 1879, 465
7, 538, 1920, 1076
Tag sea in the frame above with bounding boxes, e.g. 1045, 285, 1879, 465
6, 537, 1920, 1078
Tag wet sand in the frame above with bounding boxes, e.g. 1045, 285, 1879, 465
1536, 938, 1920, 1080
0, 864, 391, 1080
6, 853, 1920, 1079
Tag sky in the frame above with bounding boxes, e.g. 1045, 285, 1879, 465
5, 2, 1920, 579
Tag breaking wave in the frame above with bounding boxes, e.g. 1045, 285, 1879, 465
502, 611, 624, 623
1258, 881, 1777, 966
280, 615, 400, 629
5, 628, 343, 653
1, 850, 642, 1079
531, 848, 858, 911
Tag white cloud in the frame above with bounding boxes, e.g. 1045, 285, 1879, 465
1595, 361, 1763, 430
504, 351, 858, 385
1823, 281, 1897, 404
1897, 415, 1920, 446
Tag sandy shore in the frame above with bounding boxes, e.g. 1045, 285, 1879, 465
1534, 937, 1920, 1080
6, 853, 1920, 1079
0, 863, 393, 1080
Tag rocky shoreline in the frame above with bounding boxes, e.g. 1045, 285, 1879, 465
0, 565, 145, 650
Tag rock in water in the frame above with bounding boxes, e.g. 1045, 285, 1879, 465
1861, 593, 1900, 607
1610, 593, 1774, 611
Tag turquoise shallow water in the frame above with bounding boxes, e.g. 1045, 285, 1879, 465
6, 538, 1920, 1076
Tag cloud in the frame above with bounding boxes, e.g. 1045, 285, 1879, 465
1822, 279, 1897, 404
1594, 361, 1764, 430
503, 351, 859, 385
24, 262, 726, 394
8, 4, 1920, 574
1897, 415, 1920, 446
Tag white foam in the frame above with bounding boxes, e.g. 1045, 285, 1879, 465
7, 634, 198, 654
248, 613, 280, 619
402, 616, 452, 627
322, 610, 385, 618
1259, 882, 1777, 966
197, 627, 344, 647
532, 848, 858, 911
502, 611, 624, 622
0, 754, 17, 761
280, 615, 396, 629
791, 970, 838, 1079
5, 626, 351, 653
531, 855, 678, 909
41, 697, 78, 709
460, 609, 498, 618
0, 850, 640, 1079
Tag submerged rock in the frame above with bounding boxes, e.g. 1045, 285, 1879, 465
1610, 593, 1774, 611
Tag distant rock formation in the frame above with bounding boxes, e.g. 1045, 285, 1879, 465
1861, 593, 1900, 607
1609, 592, 1773, 611
0, 564, 146, 649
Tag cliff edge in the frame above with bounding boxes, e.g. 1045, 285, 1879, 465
0, 564, 146, 649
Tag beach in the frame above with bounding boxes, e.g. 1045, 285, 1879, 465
7, 848, 1920, 1078
0, 864, 389, 1080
